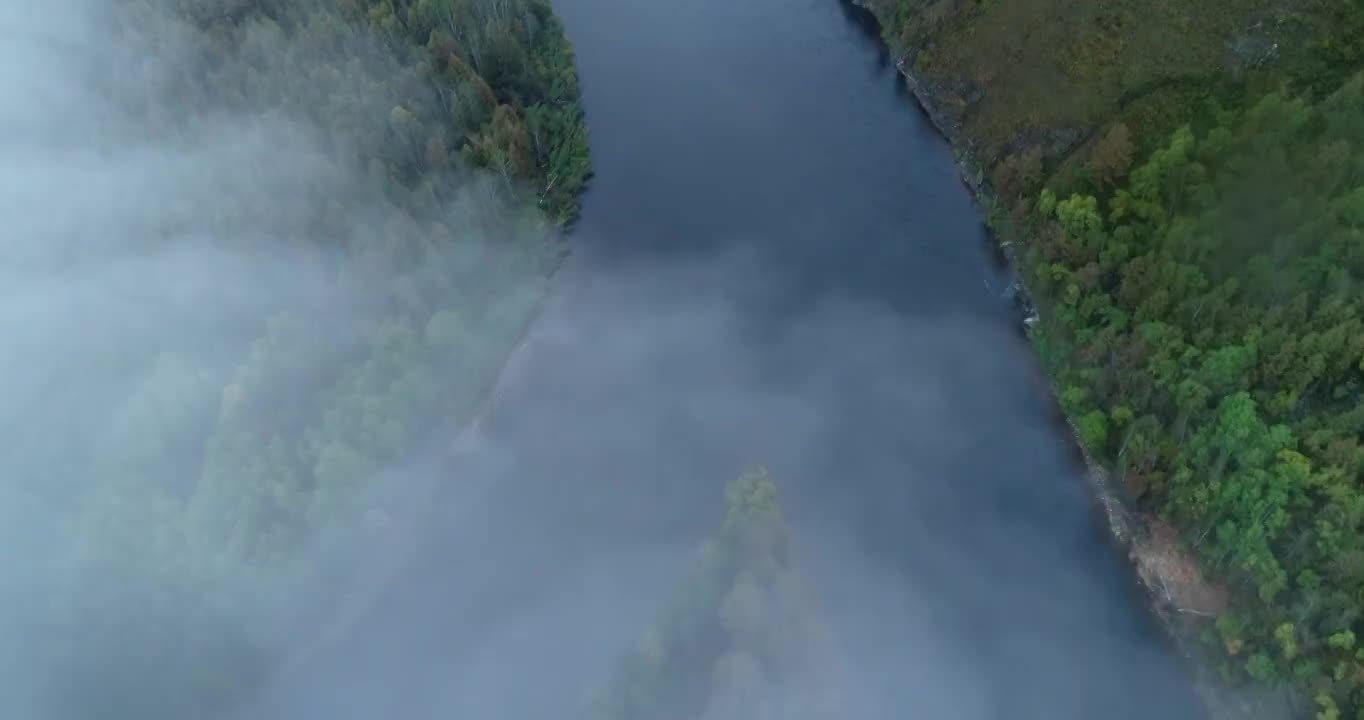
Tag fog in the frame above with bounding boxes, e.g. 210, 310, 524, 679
244, 247, 1199, 719
4, 1, 1202, 719
2, 0, 547, 716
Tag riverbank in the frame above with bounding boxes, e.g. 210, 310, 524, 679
252, 0, 597, 695
844, 0, 1298, 716
259, 0, 1220, 713
15, 1, 596, 716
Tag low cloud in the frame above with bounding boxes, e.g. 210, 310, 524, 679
3, 1, 1199, 719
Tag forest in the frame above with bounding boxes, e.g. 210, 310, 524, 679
861, 0, 1364, 714
586, 470, 848, 720
9, 0, 589, 717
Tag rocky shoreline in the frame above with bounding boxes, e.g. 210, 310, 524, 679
846, 1, 1299, 716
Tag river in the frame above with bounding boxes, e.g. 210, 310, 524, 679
257, 0, 1207, 717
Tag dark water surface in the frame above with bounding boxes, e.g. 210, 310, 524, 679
260, 0, 1206, 717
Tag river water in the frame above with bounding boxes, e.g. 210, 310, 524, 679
260, 0, 1207, 717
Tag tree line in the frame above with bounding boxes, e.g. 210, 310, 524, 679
19, 0, 590, 717
1020, 76, 1364, 717
864, 0, 1364, 714
586, 469, 848, 720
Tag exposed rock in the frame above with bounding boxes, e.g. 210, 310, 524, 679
1136, 519, 1227, 620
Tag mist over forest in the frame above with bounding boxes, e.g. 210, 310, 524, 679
17, 0, 1364, 717
2, 0, 581, 715
2, 1, 1187, 716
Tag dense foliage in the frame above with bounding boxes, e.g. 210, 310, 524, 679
10, 0, 589, 717
862, 0, 1364, 714
134, 0, 592, 222
1027, 78, 1364, 716
864, 0, 1364, 166
586, 469, 846, 720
